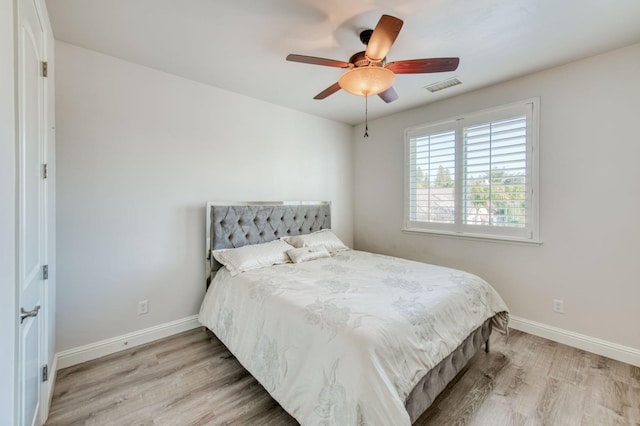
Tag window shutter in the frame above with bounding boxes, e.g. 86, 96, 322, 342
404, 98, 539, 243
409, 130, 456, 224
463, 116, 528, 228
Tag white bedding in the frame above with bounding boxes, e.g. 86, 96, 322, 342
198, 250, 508, 425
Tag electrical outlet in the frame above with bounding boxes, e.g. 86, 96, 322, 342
553, 299, 564, 314
138, 300, 149, 315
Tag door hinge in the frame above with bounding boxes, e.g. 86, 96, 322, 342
42, 61, 48, 78
42, 364, 48, 382
43, 265, 48, 280
41, 164, 48, 179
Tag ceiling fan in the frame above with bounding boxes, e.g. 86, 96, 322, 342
286, 14, 460, 103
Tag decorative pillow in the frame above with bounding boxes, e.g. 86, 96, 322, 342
212, 240, 292, 276
286, 247, 331, 264
284, 229, 349, 254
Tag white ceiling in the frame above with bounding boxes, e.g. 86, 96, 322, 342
46, 0, 640, 125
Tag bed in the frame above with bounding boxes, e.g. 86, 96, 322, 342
199, 201, 508, 425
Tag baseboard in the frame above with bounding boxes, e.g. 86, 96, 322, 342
50, 314, 640, 374
509, 316, 640, 367
56, 315, 201, 369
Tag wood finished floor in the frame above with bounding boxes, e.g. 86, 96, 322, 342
46, 327, 640, 426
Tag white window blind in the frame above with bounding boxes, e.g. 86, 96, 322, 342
463, 116, 527, 227
409, 129, 456, 224
404, 99, 539, 242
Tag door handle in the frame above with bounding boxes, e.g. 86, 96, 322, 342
20, 305, 40, 324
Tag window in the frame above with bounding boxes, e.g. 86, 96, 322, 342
404, 99, 539, 243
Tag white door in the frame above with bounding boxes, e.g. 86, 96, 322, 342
17, 0, 46, 424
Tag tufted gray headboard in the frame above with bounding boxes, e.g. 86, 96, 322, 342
205, 201, 331, 283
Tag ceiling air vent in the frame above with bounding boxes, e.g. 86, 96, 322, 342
424, 77, 462, 93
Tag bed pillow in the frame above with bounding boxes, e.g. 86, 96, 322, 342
212, 239, 292, 276
284, 229, 349, 253
286, 247, 331, 264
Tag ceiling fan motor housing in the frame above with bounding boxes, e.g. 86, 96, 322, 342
349, 51, 385, 68
359, 29, 374, 45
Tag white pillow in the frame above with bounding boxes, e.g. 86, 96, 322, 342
286, 247, 331, 264
212, 240, 292, 276
284, 229, 349, 254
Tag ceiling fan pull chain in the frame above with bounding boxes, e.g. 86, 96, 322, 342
364, 95, 369, 138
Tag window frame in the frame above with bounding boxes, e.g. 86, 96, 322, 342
403, 98, 540, 244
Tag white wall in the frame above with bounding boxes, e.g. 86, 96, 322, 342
0, 0, 17, 421
353, 43, 640, 351
55, 41, 353, 352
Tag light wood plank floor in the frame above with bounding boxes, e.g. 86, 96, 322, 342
46, 328, 640, 426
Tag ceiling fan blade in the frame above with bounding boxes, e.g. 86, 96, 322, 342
385, 57, 460, 74
378, 87, 399, 103
365, 15, 404, 61
287, 54, 351, 68
314, 82, 342, 100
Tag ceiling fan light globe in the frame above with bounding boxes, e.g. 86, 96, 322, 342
338, 67, 395, 97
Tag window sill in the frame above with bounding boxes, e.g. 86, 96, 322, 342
402, 227, 543, 246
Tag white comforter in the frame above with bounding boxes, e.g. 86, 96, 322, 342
199, 250, 508, 425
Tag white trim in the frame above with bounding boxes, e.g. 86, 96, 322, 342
509, 316, 640, 367
402, 227, 542, 246
56, 315, 201, 369
50, 314, 640, 386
